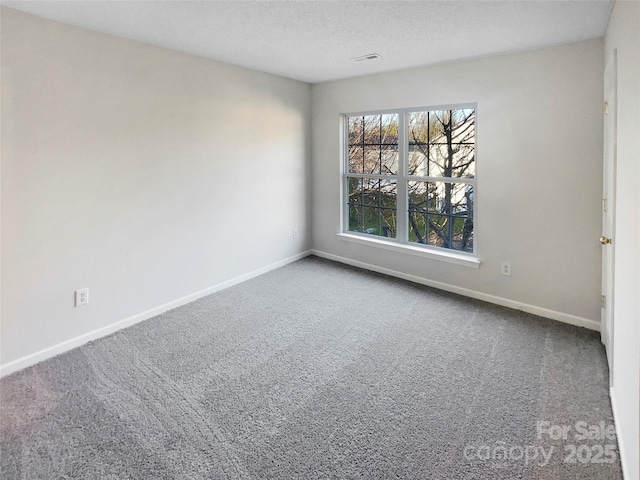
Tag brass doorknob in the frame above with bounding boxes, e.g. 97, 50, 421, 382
600, 236, 612, 245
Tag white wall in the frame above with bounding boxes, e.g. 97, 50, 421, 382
605, 1, 640, 478
311, 39, 604, 327
0, 8, 311, 372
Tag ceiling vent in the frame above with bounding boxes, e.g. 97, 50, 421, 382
351, 53, 382, 62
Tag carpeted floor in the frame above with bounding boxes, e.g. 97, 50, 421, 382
0, 256, 623, 479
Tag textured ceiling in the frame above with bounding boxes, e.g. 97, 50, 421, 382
2, 0, 614, 83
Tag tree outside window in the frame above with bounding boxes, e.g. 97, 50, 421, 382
345, 106, 476, 254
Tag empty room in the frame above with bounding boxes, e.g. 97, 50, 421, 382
1, 1, 638, 479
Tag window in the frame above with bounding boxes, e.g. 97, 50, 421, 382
344, 105, 476, 256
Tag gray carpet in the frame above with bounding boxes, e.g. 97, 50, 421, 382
0, 256, 623, 479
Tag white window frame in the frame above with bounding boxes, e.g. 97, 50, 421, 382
339, 103, 479, 268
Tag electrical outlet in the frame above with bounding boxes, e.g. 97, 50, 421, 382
293, 228, 299, 239
500, 262, 512, 276
75, 288, 89, 307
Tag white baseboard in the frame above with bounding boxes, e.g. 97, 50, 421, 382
0, 250, 312, 378
2, 248, 599, 378
311, 249, 601, 332
610, 387, 634, 480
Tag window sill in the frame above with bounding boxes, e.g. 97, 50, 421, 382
336, 233, 480, 268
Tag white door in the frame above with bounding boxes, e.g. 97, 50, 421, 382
601, 50, 617, 383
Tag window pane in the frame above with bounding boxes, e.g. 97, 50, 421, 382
348, 177, 362, 204
358, 145, 399, 175
408, 112, 429, 176
452, 144, 475, 178
425, 182, 472, 215
363, 145, 380, 174
425, 214, 472, 251
428, 214, 449, 248
381, 145, 399, 175
358, 178, 397, 209
408, 210, 427, 243
348, 116, 364, 145
407, 180, 473, 252
408, 111, 429, 144
409, 108, 475, 179
347, 178, 397, 238
348, 204, 361, 232
348, 146, 364, 174
450, 108, 476, 142
428, 143, 475, 179
348, 113, 399, 175
408, 144, 427, 176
